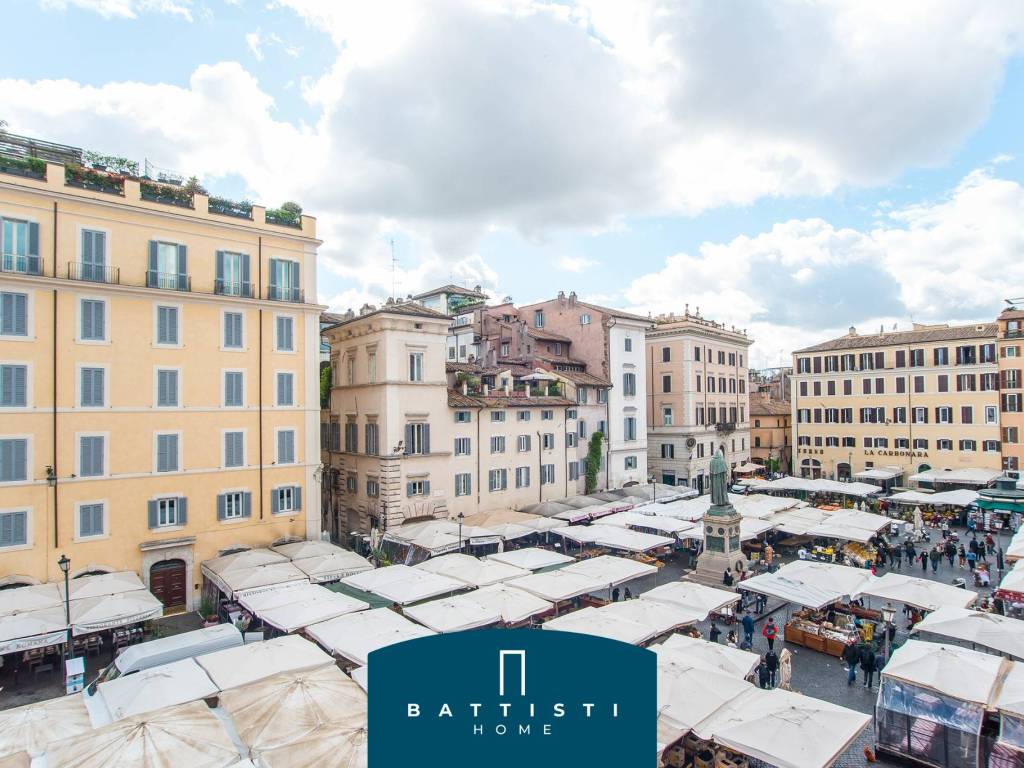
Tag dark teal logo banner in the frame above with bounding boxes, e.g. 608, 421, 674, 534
368, 628, 656, 767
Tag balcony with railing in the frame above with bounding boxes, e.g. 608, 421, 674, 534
267, 285, 304, 303
715, 421, 736, 433
68, 262, 120, 284
1, 254, 43, 276
146, 270, 191, 292
214, 279, 254, 298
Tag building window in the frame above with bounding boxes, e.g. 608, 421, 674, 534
491, 411, 506, 423
0, 364, 27, 407
276, 372, 295, 406
365, 422, 379, 455
567, 432, 577, 448
218, 491, 247, 521
534, 311, 544, 329
0, 292, 28, 337
623, 373, 636, 396
960, 439, 977, 452
541, 464, 555, 485
662, 407, 673, 426
273, 485, 302, 512
0, 438, 28, 482
517, 410, 531, 422
277, 429, 296, 464
367, 351, 377, 382
624, 337, 632, 352
1, 218, 32, 273
577, 387, 589, 404
455, 410, 471, 423
455, 437, 471, 456
624, 456, 637, 470
268, 258, 300, 302
155, 433, 179, 472
578, 420, 587, 439
516, 467, 530, 488
913, 439, 929, 450
542, 433, 555, 450
569, 462, 580, 481
662, 374, 671, 393
489, 468, 508, 491
155, 305, 179, 345
455, 473, 472, 496
78, 503, 104, 539
580, 313, 591, 325
367, 478, 380, 497
275, 316, 294, 352
224, 371, 244, 407
215, 250, 249, 296
223, 311, 243, 349
404, 423, 430, 455
149, 497, 185, 528
409, 352, 424, 382
80, 299, 106, 342
78, 435, 104, 477
541, 410, 554, 420
491, 436, 507, 454
517, 435, 531, 452
224, 431, 244, 468
986, 406, 998, 425
661, 443, 674, 459
983, 440, 1000, 453
937, 439, 953, 451
155, 369, 179, 407
345, 420, 358, 452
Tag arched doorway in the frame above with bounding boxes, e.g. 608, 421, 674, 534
150, 559, 187, 613
801, 458, 822, 479
837, 462, 851, 481
918, 463, 931, 473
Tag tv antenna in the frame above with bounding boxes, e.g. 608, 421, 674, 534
390, 238, 398, 300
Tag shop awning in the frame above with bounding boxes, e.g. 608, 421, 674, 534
0, 583, 63, 617
857, 572, 978, 611
505, 569, 608, 602
543, 606, 654, 645
414, 553, 530, 587
881, 639, 1008, 705
657, 635, 760, 679
305, 608, 435, 667
0, 607, 69, 655
289, 551, 374, 583
0, 695, 92, 759
94, 658, 218, 724
552, 524, 673, 553
854, 468, 902, 481
195, 635, 334, 691
977, 499, 1024, 513
909, 468, 1003, 486
485, 547, 575, 571
69, 590, 163, 636
202, 561, 308, 600
340, 564, 467, 605
642, 582, 741, 620
60, 571, 146, 601
238, 584, 369, 633
912, 606, 1024, 660
560, 554, 658, 587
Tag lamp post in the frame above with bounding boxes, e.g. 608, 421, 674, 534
58, 554, 72, 660
457, 511, 465, 553
880, 602, 896, 659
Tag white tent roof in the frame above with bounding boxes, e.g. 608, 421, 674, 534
909, 467, 1003, 486
203, 548, 287, 575
1000, 561, 1024, 591
61, 571, 146, 601
805, 509, 892, 541
739, 561, 875, 610
543, 606, 654, 645
751, 477, 882, 497
882, 639, 1007, 704
0, 583, 62, 617
912, 606, 1024, 660
641, 582, 740, 620
506, 570, 609, 602
994, 662, 1024, 718
213, 562, 310, 599
305, 608, 435, 667
402, 595, 503, 633
70, 590, 163, 636
196, 635, 334, 691
340, 564, 467, 605
658, 635, 760, 679
600, 511, 696, 535
45, 701, 240, 768
219, 666, 366, 760
485, 547, 575, 571
657, 659, 753, 738
469, 583, 554, 624
854, 467, 902, 480
888, 489, 979, 507
553, 524, 673, 553
291, 551, 374, 583
560, 554, 658, 587
857, 572, 978, 611
271, 540, 348, 560
766, 506, 833, 536
96, 658, 218, 723
251, 724, 367, 768
1007, 533, 1024, 563
0, 695, 92, 759
0, 607, 68, 655
414, 553, 530, 587
462, 509, 569, 533
253, 589, 369, 633
601, 598, 703, 636
349, 666, 368, 693
739, 518, 776, 541
692, 687, 871, 768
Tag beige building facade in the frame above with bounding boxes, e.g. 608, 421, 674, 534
646, 311, 752, 494
750, 393, 791, 474
998, 305, 1024, 473
0, 148, 322, 611
791, 323, 1002, 481
321, 302, 574, 539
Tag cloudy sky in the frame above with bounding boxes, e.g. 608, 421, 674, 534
6, 1, 1024, 366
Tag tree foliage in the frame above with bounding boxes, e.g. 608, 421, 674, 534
585, 431, 604, 494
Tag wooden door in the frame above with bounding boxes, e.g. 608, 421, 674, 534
150, 559, 187, 612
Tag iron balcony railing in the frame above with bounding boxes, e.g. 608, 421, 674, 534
68, 262, 120, 284
715, 421, 737, 433
267, 285, 304, 303
146, 270, 191, 291
1, 254, 43, 275
214, 279, 254, 298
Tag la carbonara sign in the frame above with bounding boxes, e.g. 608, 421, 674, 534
368, 628, 655, 766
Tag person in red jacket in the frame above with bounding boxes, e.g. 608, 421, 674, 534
762, 617, 778, 650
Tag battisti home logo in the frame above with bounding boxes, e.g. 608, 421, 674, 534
368, 628, 655, 767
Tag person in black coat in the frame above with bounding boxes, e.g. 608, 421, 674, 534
764, 649, 779, 688
860, 644, 877, 689
842, 640, 860, 686
756, 658, 771, 689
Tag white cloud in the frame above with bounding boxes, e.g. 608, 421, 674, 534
246, 28, 301, 62
556, 255, 596, 273
40, 0, 193, 20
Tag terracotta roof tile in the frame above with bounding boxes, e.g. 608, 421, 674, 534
794, 323, 997, 353
750, 394, 791, 416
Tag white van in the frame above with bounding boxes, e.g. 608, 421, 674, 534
85, 624, 242, 694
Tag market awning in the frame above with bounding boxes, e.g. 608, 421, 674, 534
505, 570, 608, 602
60, 571, 146, 601
600, 598, 703, 636
238, 583, 369, 632
340, 564, 468, 605
0, 583, 63, 618
977, 498, 1024, 513
289, 550, 374, 583
402, 595, 504, 633
0, 695, 92, 759
94, 658, 218, 723
0, 607, 69, 655
543, 606, 654, 645
911, 606, 1024, 660
908, 467, 1003, 486
881, 639, 1008, 705
485, 547, 575, 571
305, 607, 435, 667
195, 635, 334, 691
560, 554, 658, 587
739, 561, 875, 610
857, 572, 977, 611
69, 590, 163, 636
658, 662, 753, 745
887, 489, 979, 507
414, 553, 530, 587
854, 468, 902, 481
641, 582, 741, 620
600, 511, 696, 536
552, 524, 673, 553
657, 635, 760, 679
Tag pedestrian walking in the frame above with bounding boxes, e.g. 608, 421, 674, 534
756, 658, 771, 689
967, 550, 977, 572
929, 548, 940, 573
612, 587, 620, 602
860, 644, 877, 689
741, 611, 755, 647
762, 617, 778, 650
945, 541, 956, 568
624, 587, 633, 600
842, 639, 860, 686
755, 592, 767, 615
919, 550, 928, 574
764, 544, 774, 572
886, 545, 895, 568
958, 545, 967, 568
709, 623, 721, 643
726, 631, 738, 648
765, 648, 779, 688
998, 546, 1006, 573
894, 546, 903, 569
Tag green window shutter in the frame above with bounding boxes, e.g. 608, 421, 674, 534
178, 497, 188, 525
176, 244, 188, 291
217, 493, 226, 521
215, 250, 224, 293
147, 241, 159, 287
27, 222, 40, 274
293, 485, 302, 511
147, 500, 158, 529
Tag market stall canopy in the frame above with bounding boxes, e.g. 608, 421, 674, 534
739, 561, 874, 610
641, 582, 740, 620
305, 607, 435, 667
201, 548, 287, 584
887, 489, 979, 507
44, 700, 240, 768
340, 564, 467, 605
0, 753, 27, 768
561, 554, 658, 587
239, 584, 369, 633
657, 635, 760, 679
414, 553, 530, 587
601, 511, 696, 536
506, 569, 608, 603
70, 590, 163, 636
805, 509, 892, 542
552, 525, 673, 553
0, 606, 69, 655
95, 658, 218, 723
462, 583, 554, 624
60, 571, 146, 601
857, 572, 978, 611
0, 695, 92, 759
749, 477, 882, 497
692, 687, 871, 768
519, 500, 575, 518
485, 547, 575, 571
0, 583, 62, 617
766, 507, 833, 536
464, 509, 571, 533
854, 467, 902, 481
739, 518, 776, 541
882, 639, 1008, 705
543, 606, 654, 645
252, 723, 367, 768
196, 635, 334, 691
601, 598, 703, 636
1007, 533, 1024, 563
909, 467, 1003, 486
290, 551, 374, 583
999, 560, 1024, 592
657, 661, 753, 739
994, 662, 1024, 719
733, 462, 764, 474
349, 665, 368, 693
272, 540, 359, 562
402, 594, 504, 633
911, 606, 1024, 660
219, 666, 366, 759
204, 561, 308, 600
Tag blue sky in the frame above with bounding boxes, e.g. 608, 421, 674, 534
5, 1, 1024, 366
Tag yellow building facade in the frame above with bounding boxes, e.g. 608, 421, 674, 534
998, 306, 1024, 473
0, 156, 322, 611
791, 323, 1003, 482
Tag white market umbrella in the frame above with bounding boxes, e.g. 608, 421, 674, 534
881, 639, 1006, 705
485, 548, 575, 571
70, 591, 163, 636
469, 583, 554, 624
305, 608, 434, 667
911, 606, 1024, 660
196, 635, 334, 691
857, 572, 978, 612
414, 553, 530, 587
291, 552, 374, 583
658, 663, 753, 737
0, 695, 92, 758
657, 636, 760, 679
601, 599, 703, 636
561, 554, 657, 587
543, 607, 653, 645
642, 582, 740, 620
340, 565, 466, 605
61, 571, 146, 601
271, 540, 346, 560
0, 607, 68, 654
402, 596, 502, 633
96, 658, 218, 722
0, 584, 63, 617
254, 725, 367, 768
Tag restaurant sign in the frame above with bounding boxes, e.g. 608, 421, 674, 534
368, 628, 655, 767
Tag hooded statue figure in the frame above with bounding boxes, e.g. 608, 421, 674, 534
710, 447, 729, 508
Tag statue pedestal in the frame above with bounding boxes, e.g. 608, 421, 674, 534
685, 503, 748, 588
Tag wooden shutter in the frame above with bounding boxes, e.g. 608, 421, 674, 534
421, 482, 428, 497
241, 253, 251, 297
404, 424, 413, 455
27, 222, 40, 274
148, 500, 158, 529
290, 261, 300, 301
268, 258, 279, 299
293, 485, 302, 510
178, 497, 188, 525
147, 241, 159, 287
217, 493, 226, 521
271, 489, 280, 514
242, 492, 252, 518
215, 250, 224, 293
422, 424, 430, 454
176, 244, 188, 291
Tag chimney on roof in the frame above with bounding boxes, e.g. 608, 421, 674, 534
557, 291, 565, 303
849, 326, 857, 336
474, 284, 481, 292
569, 291, 577, 305
462, 379, 468, 395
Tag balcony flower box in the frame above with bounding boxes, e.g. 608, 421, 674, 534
65, 164, 125, 195
141, 180, 194, 209
208, 196, 254, 220
0, 155, 46, 180
265, 209, 303, 229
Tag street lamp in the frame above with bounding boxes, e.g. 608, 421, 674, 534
457, 511, 465, 553
880, 602, 896, 658
58, 554, 73, 659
